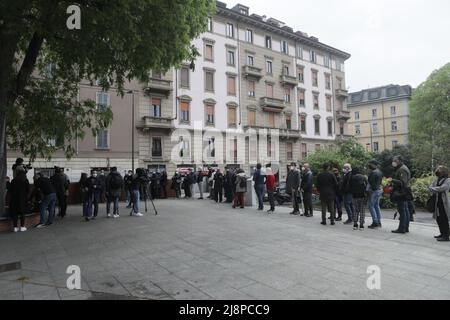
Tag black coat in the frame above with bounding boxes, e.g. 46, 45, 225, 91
301, 171, 313, 193
341, 172, 353, 194
316, 171, 338, 202
9, 174, 30, 215
350, 174, 368, 199
214, 172, 224, 191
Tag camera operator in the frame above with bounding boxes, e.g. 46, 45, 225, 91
129, 169, 146, 217
12, 158, 31, 178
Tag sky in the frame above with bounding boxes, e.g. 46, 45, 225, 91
232, 0, 450, 92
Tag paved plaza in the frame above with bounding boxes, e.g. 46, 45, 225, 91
0, 198, 450, 300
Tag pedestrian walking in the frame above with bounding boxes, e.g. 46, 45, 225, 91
233, 169, 247, 209
350, 167, 368, 230
286, 163, 302, 215
390, 156, 412, 234
429, 166, 450, 242
34, 173, 57, 228
301, 163, 314, 217
367, 160, 383, 229
266, 168, 276, 213
342, 163, 354, 225
316, 163, 338, 226
8, 170, 30, 232
106, 167, 124, 218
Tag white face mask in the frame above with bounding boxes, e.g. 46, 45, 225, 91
392, 162, 398, 168
93, 174, 98, 177
343, 169, 348, 173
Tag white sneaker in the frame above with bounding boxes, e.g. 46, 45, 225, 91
133, 212, 143, 217
13, 227, 19, 233
107, 214, 112, 218
20, 227, 27, 232
113, 214, 119, 219
35, 224, 46, 228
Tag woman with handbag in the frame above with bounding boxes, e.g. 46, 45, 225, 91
429, 166, 450, 242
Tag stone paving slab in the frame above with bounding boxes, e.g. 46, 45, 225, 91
0, 198, 449, 300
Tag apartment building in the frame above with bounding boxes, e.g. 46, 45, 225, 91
347, 84, 412, 152
7, 1, 351, 181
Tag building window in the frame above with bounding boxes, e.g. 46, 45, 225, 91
315, 144, 321, 151
286, 142, 293, 160
392, 140, 398, 148
228, 107, 237, 127
284, 87, 291, 103
337, 77, 343, 90
313, 94, 319, 109
152, 98, 161, 117
301, 143, 307, 158
373, 142, 379, 152
372, 123, 379, 134
314, 118, 320, 135
248, 110, 256, 126
266, 83, 274, 98
248, 80, 256, 97
151, 137, 162, 157
391, 106, 396, 115
267, 136, 272, 157
245, 29, 253, 43
327, 120, 333, 136
283, 65, 289, 76
298, 89, 305, 108
205, 104, 215, 126
300, 115, 306, 133
310, 50, 316, 63
266, 60, 273, 74
227, 76, 236, 96
355, 124, 361, 135
286, 115, 292, 129
180, 66, 190, 88
340, 124, 344, 135
179, 137, 190, 158
268, 112, 275, 128
326, 96, 332, 112
208, 137, 216, 158
265, 35, 272, 49
298, 67, 304, 83
227, 50, 235, 66
180, 101, 190, 123
204, 43, 214, 61
312, 70, 318, 87
207, 17, 213, 32
247, 55, 254, 66
96, 91, 109, 110
204, 70, 215, 92
324, 55, 330, 68
336, 60, 343, 72
355, 111, 360, 120
391, 121, 398, 132
372, 109, 377, 118
297, 46, 303, 59
281, 40, 289, 54
96, 129, 109, 149
325, 73, 331, 89
226, 23, 234, 38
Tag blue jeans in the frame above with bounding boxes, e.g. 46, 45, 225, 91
107, 193, 120, 215
40, 193, 56, 225
82, 194, 91, 218
131, 190, 140, 213
368, 190, 382, 225
343, 193, 354, 221
254, 184, 265, 209
397, 200, 410, 232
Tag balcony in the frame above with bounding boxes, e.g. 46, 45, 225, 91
144, 78, 173, 97
279, 128, 301, 140
140, 116, 173, 131
242, 65, 263, 80
335, 88, 348, 99
336, 110, 351, 121
280, 74, 298, 87
259, 97, 286, 113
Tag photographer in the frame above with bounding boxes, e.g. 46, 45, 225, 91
12, 158, 31, 178
129, 169, 145, 217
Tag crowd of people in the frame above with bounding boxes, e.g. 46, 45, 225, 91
4, 155, 450, 242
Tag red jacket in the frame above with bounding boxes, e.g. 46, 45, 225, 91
266, 175, 276, 191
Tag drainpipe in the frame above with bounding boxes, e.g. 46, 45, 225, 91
237, 23, 242, 126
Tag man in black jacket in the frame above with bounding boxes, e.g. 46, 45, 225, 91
301, 163, 313, 217
286, 163, 302, 215
106, 167, 124, 218
350, 167, 368, 230
88, 171, 102, 219
316, 163, 338, 226
51, 167, 70, 218
341, 163, 354, 225
35, 173, 57, 228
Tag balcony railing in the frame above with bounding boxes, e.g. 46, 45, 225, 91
141, 116, 173, 130
336, 110, 351, 121
335, 88, 348, 98
145, 78, 173, 97
280, 74, 298, 87
242, 65, 263, 80
259, 97, 286, 112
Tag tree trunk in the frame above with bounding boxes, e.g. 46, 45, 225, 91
0, 92, 7, 218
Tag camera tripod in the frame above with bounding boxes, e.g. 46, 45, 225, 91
129, 183, 158, 216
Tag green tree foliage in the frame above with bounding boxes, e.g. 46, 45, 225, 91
409, 63, 450, 175
0, 0, 216, 215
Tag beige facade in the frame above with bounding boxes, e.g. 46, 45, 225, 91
347, 85, 412, 153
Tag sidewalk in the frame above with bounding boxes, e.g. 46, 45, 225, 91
0, 198, 449, 300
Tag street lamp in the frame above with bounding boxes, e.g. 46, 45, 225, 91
127, 90, 135, 172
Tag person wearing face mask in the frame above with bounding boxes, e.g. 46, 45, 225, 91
301, 163, 314, 217
87, 170, 102, 219
390, 155, 412, 234
367, 160, 383, 229
429, 166, 450, 242
341, 163, 354, 225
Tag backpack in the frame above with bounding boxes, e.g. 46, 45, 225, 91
239, 177, 246, 188
110, 174, 123, 190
